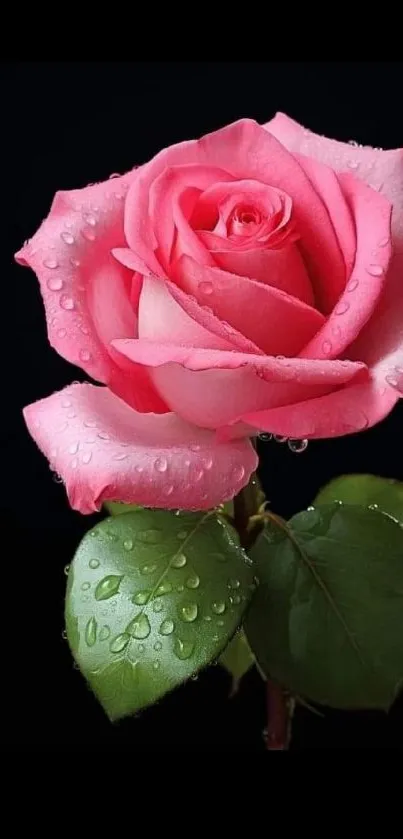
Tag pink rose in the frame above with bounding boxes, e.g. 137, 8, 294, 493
18, 116, 403, 514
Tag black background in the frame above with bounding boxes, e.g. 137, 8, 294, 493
3, 61, 403, 749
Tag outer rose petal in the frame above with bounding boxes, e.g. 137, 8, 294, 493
15, 175, 164, 413
124, 119, 347, 308
241, 377, 398, 440
112, 338, 367, 428
299, 174, 392, 359
265, 112, 403, 398
23, 383, 258, 514
175, 256, 324, 355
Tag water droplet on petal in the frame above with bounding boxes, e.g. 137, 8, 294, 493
347, 159, 359, 170
155, 456, 168, 472
43, 258, 59, 269
110, 632, 130, 653
174, 638, 194, 660
98, 431, 110, 440
61, 231, 75, 245
164, 484, 174, 496
332, 324, 342, 339
199, 280, 213, 295
99, 625, 110, 641
180, 602, 198, 622
232, 465, 245, 482
322, 340, 332, 355
127, 613, 151, 640
84, 420, 97, 428
82, 451, 92, 464
386, 373, 399, 387
64, 564, 70, 576
159, 619, 175, 635
123, 538, 133, 551
79, 349, 92, 362
57, 328, 67, 338
172, 553, 187, 568
113, 452, 128, 461
368, 264, 384, 276
69, 442, 79, 455
94, 574, 123, 601
70, 257, 81, 267
81, 582, 91, 591
347, 278, 359, 292
81, 227, 96, 242
85, 617, 97, 647
47, 276, 63, 291
378, 236, 390, 247
83, 212, 97, 227
335, 301, 350, 316
89, 558, 100, 569
258, 432, 272, 442
60, 294, 75, 310
288, 438, 309, 453
204, 455, 213, 470
186, 574, 200, 589
135, 465, 144, 473
155, 581, 172, 597
212, 601, 226, 615
273, 434, 287, 443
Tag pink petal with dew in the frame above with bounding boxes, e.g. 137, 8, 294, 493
23, 383, 257, 514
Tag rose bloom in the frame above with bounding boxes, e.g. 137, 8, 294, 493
17, 115, 403, 513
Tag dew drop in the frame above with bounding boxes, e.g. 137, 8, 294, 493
79, 349, 92, 362
70, 256, 81, 267
347, 278, 359, 292
154, 456, 168, 472
335, 300, 350, 316
186, 574, 200, 589
159, 619, 175, 635
155, 581, 173, 597
228, 578, 240, 590
204, 455, 213, 470
132, 590, 151, 605
232, 464, 245, 482
43, 258, 59, 269
99, 625, 111, 641
69, 442, 79, 455
83, 212, 97, 227
273, 434, 287, 443
332, 324, 342, 339
135, 465, 144, 473
137, 529, 161, 544
322, 340, 332, 355
172, 552, 187, 568
110, 632, 130, 653
60, 294, 75, 311
258, 432, 272, 442
199, 280, 213, 295
212, 601, 226, 615
85, 617, 97, 647
204, 615, 212, 622
194, 468, 204, 482
81, 227, 96, 242
94, 574, 123, 601
127, 613, 151, 640
174, 638, 194, 660
123, 538, 133, 551
177, 530, 188, 540
180, 602, 198, 622
63, 564, 70, 576
47, 276, 63, 291
141, 563, 158, 575
89, 558, 100, 569
62, 398, 72, 408
153, 660, 160, 670
347, 159, 359, 170
84, 420, 97, 428
153, 641, 162, 653
231, 594, 241, 605
82, 451, 92, 464
153, 599, 163, 613
368, 264, 384, 276
81, 582, 91, 591
385, 373, 399, 387
57, 328, 67, 338
378, 236, 390, 247
61, 231, 75, 245
98, 431, 110, 440
287, 438, 309, 453
164, 484, 174, 496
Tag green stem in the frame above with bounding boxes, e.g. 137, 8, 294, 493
233, 472, 264, 549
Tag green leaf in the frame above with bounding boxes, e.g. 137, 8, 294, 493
65, 510, 254, 720
314, 474, 403, 524
245, 503, 403, 710
219, 630, 255, 695
103, 501, 141, 515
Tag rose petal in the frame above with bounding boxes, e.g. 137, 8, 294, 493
265, 112, 403, 396
175, 255, 325, 355
23, 383, 258, 513
112, 338, 367, 428
300, 173, 392, 359
138, 276, 237, 349
15, 174, 163, 413
242, 377, 398, 439
124, 119, 347, 311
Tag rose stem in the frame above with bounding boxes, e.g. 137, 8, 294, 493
265, 679, 294, 751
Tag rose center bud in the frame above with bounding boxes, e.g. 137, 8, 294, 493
229, 204, 262, 237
